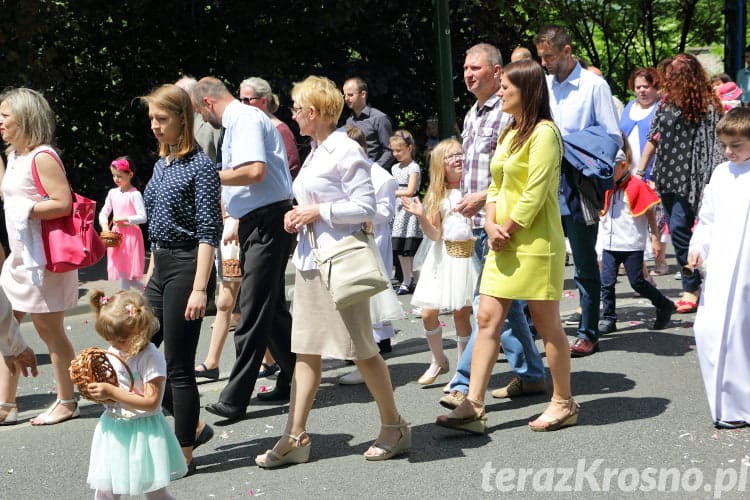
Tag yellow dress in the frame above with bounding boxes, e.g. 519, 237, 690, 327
479, 121, 565, 300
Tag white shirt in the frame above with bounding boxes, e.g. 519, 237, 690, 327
597, 188, 649, 252
292, 129, 376, 271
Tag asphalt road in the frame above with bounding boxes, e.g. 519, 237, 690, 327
2, 256, 749, 499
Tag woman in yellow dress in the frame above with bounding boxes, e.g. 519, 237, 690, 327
437, 59, 576, 434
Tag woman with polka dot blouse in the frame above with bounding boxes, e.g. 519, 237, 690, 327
140, 84, 222, 473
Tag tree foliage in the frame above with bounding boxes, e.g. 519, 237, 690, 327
0, 0, 726, 203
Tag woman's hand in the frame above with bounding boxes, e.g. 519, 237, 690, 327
485, 222, 511, 251
400, 196, 424, 217
185, 290, 207, 321
286, 205, 320, 231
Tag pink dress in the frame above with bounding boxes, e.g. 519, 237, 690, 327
0, 146, 78, 313
98, 187, 146, 281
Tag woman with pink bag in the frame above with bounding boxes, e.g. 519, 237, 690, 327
0, 87, 80, 426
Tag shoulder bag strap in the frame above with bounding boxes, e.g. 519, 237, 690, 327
30, 149, 67, 198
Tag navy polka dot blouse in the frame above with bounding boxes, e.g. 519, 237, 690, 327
144, 149, 222, 248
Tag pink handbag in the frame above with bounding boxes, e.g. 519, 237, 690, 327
31, 150, 106, 272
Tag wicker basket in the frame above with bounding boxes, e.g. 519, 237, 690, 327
222, 258, 242, 281
444, 238, 475, 258
100, 230, 122, 248
69, 347, 133, 402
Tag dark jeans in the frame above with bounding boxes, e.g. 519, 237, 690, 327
562, 215, 600, 341
147, 246, 216, 447
600, 249, 672, 323
218, 201, 295, 409
660, 192, 702, 293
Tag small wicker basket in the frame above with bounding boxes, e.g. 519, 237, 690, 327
100, 230, 122, 248
69, 347, 134, 402
222, 258, 242, 281
444, 238, 475, 258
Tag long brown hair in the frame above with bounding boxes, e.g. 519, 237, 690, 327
662, 53, 722, 123
139, 84, 196, 159
498, 59, 553, 154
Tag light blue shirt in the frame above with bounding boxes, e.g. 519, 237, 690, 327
737, 67, 750, 104
220, 100, 293, 217
547, 63, 623, 214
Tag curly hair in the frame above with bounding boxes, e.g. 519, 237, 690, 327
89, 290, 159, 359
627, 67, 661, 92
662, 53, 722, 123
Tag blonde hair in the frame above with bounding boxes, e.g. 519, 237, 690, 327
89, 290, 159, 359
139, 84, 196, 159
423, 138, 461, 220
0, 87, 56, 154
291, 76, 344, 127
389, 129, 416, 156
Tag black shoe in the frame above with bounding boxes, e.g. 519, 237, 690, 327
195, 363, 219, 380
185, 460, 197, 477
193, 423, 214, 450
564, 311, 581, 326
377, 338, 392, 354
598, 320, 617, 334
205, 401, 245, 420
714, 420, 748, 429
256, 384, 291, 402
258, 362, 280, 378
653, 302, 675, 330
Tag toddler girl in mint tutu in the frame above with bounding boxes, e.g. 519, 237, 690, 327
82, 290, 187, 499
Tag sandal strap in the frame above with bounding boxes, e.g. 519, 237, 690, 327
0, 402, 18, 409
282, 430, 308, 445
466, 396, 485, 409
57, 398, 78, 405
381, 416, 409, 428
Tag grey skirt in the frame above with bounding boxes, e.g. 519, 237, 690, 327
291, 268, 378, 361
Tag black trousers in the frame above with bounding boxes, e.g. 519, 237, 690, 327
218, 201, 295, 409
147, 246, 216, 447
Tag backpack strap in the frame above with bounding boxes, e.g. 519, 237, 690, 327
30, 148, 66, 199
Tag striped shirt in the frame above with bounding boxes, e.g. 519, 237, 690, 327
461, 94, 510, 228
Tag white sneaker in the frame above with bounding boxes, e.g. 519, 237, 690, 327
338, 368, 365, 385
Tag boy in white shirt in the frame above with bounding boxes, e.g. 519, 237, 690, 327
597, 148, 675, 333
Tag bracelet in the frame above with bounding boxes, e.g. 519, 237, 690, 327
192, 288, 206, 292
636, 170, 646, 177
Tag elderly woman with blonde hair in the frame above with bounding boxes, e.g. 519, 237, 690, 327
254, 76, 410, 468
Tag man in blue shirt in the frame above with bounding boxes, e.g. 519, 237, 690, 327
191, 77, 295, 419
737, 46, 750, 108
535, 25, 622, 357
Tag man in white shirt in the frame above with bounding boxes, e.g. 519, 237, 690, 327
535, 25, 622, 357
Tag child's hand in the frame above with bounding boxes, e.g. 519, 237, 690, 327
651, 237, 662, 256
401, 196, 423, 217
687, 251, 702, 270
86, 382, 116, 402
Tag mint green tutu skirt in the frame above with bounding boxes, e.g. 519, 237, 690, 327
87, 411, 188, 495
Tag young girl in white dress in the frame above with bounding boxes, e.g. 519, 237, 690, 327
390, 130, 423, 294
83, 290, 187, 499
402, 139, 478, 385
98, 157, 146, 290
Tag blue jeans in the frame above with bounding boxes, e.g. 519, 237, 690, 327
562, 215, 601, 341
449, 229, 545, 394
660, 193, 701, 293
